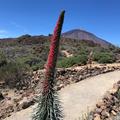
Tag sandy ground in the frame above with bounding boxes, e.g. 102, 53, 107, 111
61, 50, 73, 57
4, 70, 120, 120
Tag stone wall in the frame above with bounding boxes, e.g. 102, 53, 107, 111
32, 65, 120, 91
92, 81, 120, 120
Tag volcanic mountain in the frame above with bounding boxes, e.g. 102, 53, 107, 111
62, 29, 112, 47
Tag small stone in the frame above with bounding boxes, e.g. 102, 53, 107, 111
94, 114, 101, 120
6, 97, 11, 100
0, 92, 4, 101
0, 81, 5, 87
111, 110, 117, 116
78, 75, 83, 80
18, 97, 35, 110
19, 90, 24, 94
23, 87, 27, 90
56, 84, 64, 90
117, 81, 120, 84
101, 110, 110, 117
3, 92, 8, 96
21, 101, 34, 109
96, 101, 105, 108
95, 108, 102, 114
109, 88, 118, 94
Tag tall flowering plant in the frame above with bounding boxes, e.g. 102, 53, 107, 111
32, 10, 65, 120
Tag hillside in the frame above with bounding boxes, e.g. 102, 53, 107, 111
0, 34, 119, 71
62, 29, 113, 47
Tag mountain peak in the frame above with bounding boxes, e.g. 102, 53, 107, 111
62, 29, 112, 47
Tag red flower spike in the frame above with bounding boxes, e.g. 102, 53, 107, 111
43, 10, 65, 94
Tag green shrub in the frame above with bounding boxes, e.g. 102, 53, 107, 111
31, 62, 45, 71
0, 62, 31, 89
57, 55, 87, 68
93, 52, 115, 63
0, 51, 7, 67
75, 46, 89, 56
15, 55, 45, 70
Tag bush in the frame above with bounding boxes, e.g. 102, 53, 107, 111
57, 55, 87, 68
93, 52, 116, 63
0, 62, 32, 89
31, 62, 45, 71
0, 51, 7, 67
15, 55, 45, 70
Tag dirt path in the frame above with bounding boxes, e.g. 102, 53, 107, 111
61, 50, 73, 57
5, 70, 120, 120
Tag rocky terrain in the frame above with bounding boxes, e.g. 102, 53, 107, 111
0, 63, 120, 120
1, 67, 120, 120
92, 81, 120, 120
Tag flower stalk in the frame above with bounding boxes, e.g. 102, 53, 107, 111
32, 10, 65, 120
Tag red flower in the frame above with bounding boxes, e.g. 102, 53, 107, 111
43, 10, 65, 94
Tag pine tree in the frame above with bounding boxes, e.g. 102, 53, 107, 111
32, 10, 65, 120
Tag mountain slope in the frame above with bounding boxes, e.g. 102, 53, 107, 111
0, 33, 119, 70
62, 29, 112, 47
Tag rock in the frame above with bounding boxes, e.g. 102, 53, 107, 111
95, 108, 102, 114
111, 110, 117, 116
109, 88, 118, 94
22, 100, 34, 109
6, 97, 11, 100
117, 81, 120, 84
56, 84, 64, 90
0, 92, 4, 101
103, 92, 113, 100
93, 80, 120, 119
0, 81, 5, 87
94, 114, 101, 120
18, 97, 35, 110
13, 96, 22, 103
78, 75, 83, 81
112, 106, 118, 112
113, 96, 119, 103
19, 90, 24, 94
0, 100, 14, 119
101, 110, 110, 118
116, 59, 120, 63
56, 80, 62, 86
96, 101, 105, 108
113, 83, 118, 88
3, 92, 8, 96
23, 87, 27, 90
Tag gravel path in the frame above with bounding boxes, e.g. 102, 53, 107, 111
5, 70, 120, 120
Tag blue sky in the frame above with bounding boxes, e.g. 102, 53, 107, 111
0, 0, 120, 46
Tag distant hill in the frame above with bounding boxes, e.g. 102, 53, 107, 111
62, 29, 113, 47
0, 33, 119, 70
